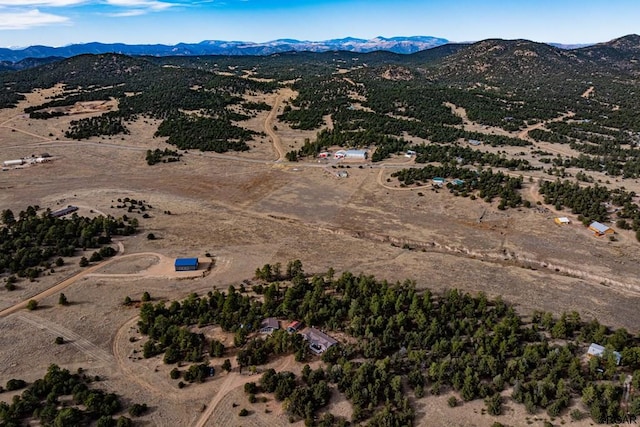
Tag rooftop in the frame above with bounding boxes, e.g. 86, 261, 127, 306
174, 258, 199, 267
260, 318, 279, 330
303, 327, 337, 347
589, 222, 610, 233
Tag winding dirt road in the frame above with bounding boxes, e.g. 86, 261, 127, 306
193, 355, 295, 427
264, 91, 290, 162
0, 254, 122, 319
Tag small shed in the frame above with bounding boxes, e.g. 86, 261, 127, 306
554, 217, 570, 225
468, 139, 482, 146
260, 318, 280, 334
174, 258, 199, 271
333, 150, 347, 159
432, 177, 446, 186
286, 320, 302, 333
588, 221, 614, 236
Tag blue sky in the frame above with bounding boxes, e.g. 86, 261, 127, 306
0, 0, 638, 47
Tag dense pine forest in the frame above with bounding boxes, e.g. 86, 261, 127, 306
0, 206, 136, 283
136, 261, 640, 426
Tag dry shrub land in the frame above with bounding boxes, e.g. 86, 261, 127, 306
2, 40, 640, 426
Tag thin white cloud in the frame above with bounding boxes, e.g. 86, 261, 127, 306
0, 0, 84, 6
106, 0, 174, 11
0, 9, 68, 29
106, 8, 144, 16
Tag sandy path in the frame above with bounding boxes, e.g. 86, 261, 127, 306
0, 113, 51, 141
111, 315, 176, 398
0, 254, 123, 319
516, 111, 574, 141
16, 313, 115, 364
581, 86, 595, 98
264, 91, 287, 162
0, 246, 203, 318
194, 355, 295, 427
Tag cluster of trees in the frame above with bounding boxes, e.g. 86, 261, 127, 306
0, 206, 135, 280
136, 261, 640, 425
539, 179, 640, 237
111, 197, 151, 217
145, 148, 182, 165
244, 366, 335, 424
279, 76, 351, 130
65, 112, 129, 139
414, 143, 536, 171
242, 101, 271, 111
154, 113, 255, 153
392, 165, 525, 209
0, 364, 137, 426
1, 54, 275, 151
28, 110, 67, 120
526, 118, 640, 178
538, 180, 611, 222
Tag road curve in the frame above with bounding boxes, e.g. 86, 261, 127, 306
264, 92, 287, 162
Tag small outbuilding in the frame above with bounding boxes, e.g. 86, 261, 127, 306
587, 343, 621, 365
51, 206, 78, 218
303, 328, 338, 355
260, 318, 280, 334
554, 217, 571, 225
468, 139, 482, 146
588, 221, 614, 236
334, 150, 347, 159
3, 159, 24, 167
286, 320, 302, 333
432, 177, 446, 186
174, 258, 199, 271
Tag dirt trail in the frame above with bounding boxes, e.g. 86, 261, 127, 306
194, 355, 295, 427
377, 166, 430, 191
0, 114, 51, 141
17, 313, 114, 364
0, 247, 203, 318
0, 255, 122, 319
582, 86, 595, 98
111, 316, 174, 398
517, 111, 574, 141
264, 89, 294, 162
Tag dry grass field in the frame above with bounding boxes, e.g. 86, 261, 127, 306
1, 86, 639, 426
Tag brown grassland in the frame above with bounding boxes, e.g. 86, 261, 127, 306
0, 86, 639, 426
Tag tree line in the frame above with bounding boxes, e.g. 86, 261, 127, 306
0, 206, 135, 281
137, 261, 640, 425
0, 364, 141, 426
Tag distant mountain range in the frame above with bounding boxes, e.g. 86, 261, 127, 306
0, 36, 449, 63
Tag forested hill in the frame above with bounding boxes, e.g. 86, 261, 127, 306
577, 34, 640, 72
2, 34, 640, 156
